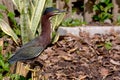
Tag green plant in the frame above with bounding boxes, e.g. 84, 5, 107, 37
0, 47, 10, 78
10, 74, 27, 80
97, 41, 112, 50
61, 18, 86, 27
93, 0, 113, 23
0, 0, 47, 44
51, 12, 66, 44
0, 4, 19, 44
0, 0, 65, 79
0, 46, 10, 79
0, 46, 29, 80
0, 0, 64, 45
0, 19, 19, 44
0, 3, 20, 38
104, 41, 112, 50
12, 0, 46, 44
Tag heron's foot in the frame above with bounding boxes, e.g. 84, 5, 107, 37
24, 64, 40, 72
25, 65, 40, 80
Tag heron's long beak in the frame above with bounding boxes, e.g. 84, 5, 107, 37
54, 9, 66, 15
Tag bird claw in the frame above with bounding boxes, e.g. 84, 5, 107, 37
24, 64, 40, 72
25, 64, 40, 80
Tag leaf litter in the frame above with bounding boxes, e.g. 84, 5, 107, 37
36, 30, 120, 80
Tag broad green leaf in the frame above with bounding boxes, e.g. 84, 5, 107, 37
52, 32, 60, 44
51, 13, 65, 31
30, 0, 46, 36
11, 0, 57, 44
51, 13, 65, 43
11, 0, 46, 44
18, 0, 34, 44
20, 13, 32, 44
0, 19, 18, 44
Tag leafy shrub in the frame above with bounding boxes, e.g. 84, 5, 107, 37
0, 46, 29, 80
93, 0, 113, 23
61, 18, 86, 27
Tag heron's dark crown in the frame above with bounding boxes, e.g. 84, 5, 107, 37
43, 7, 59, 15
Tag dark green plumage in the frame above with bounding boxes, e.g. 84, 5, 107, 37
8, 37, 45, 64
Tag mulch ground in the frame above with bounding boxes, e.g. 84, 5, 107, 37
37, 30, 120, 80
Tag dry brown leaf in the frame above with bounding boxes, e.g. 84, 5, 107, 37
78, 75, 87, 80
110, 59, 120, 66
67, 47, 78, 53
7, 31, 120, 79
99, 67, 109, 77
39, 54, 48, 60
44, 47, 53, 54
59, 55, 72, 61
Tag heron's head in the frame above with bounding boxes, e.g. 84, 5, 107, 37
43, 7, 65, 18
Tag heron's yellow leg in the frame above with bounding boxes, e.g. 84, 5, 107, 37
24, 65, 40, 80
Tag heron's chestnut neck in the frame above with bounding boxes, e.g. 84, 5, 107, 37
40, 15, 51, 45
41, 15, 51, 33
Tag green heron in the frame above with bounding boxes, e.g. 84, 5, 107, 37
8, 7, 65, 64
